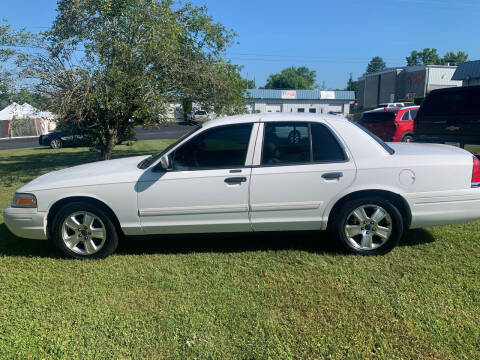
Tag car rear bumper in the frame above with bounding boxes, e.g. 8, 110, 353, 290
405, 189, 480, 228
2, 207, 48, 240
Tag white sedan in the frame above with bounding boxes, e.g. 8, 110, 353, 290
4, 113, 480, 259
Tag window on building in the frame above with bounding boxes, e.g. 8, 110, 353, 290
173, 123, 253, 170
309, 108, 316, 113
297, 108, 305, 113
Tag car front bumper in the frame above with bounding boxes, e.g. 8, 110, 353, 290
3, 207, 48, 240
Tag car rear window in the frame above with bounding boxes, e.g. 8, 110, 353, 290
351, 121, 395, 155
360, 111, 396, 123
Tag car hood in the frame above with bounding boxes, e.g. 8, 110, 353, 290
19, 155, 150, 192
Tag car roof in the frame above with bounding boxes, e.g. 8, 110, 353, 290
202, 112, 349, 129
430, 85, 480, 94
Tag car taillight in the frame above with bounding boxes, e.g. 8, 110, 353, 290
472, 156, 480, 187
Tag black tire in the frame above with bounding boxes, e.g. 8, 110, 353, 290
331, 196, 403, 255
51, 202, 119, 259
50, 138, 63, 149
401, 134, 414, 143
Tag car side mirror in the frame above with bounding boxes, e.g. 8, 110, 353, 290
159, 155, 172, 171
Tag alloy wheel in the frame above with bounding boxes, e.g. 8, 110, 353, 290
61, 211, 107, 255
344, 204, 393, 250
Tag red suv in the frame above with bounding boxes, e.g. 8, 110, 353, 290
358, 106, 419, 142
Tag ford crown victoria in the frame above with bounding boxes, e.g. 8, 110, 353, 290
4, 113, 480, 258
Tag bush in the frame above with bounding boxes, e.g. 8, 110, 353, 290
414, 97, 425, 105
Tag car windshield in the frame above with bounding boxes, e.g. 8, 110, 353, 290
137, 125, 201, 169
351, 121, 395, 155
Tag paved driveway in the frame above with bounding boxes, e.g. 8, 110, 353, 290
0, 122, 194, 150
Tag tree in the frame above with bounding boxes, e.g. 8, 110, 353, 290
406, 50, 421, 66
442, 51, 468, 65
366, 56, 386, 74
0, 21, 33, 108
406, 49, 468, 66
264, 66, 316, 90
345, 72, 358, 100
345, 73, 356, 91
30, 0, 248, 160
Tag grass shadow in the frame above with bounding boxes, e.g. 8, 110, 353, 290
0, 224, 60, 258
399, 228, 435, 247
117, 231, 343, 256
0, 223, 438, 258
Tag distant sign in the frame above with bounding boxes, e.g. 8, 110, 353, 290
320, 91, 335, 99
281, 90, 297, 99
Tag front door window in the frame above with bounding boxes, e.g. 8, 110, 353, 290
172, 123, 253, 170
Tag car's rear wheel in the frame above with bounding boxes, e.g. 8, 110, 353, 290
52, 202, 119, 259
50, 138, 63, 149
331, 197, 403, 255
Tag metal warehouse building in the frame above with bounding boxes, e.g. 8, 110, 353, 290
357, 65, 461, 108
246, 89, 355, 115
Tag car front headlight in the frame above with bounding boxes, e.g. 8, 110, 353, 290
12, 193, 37, 208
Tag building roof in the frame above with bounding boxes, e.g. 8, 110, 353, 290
246, 89, 355, 101
0, 102, 56, 121
452, 60, 480, 80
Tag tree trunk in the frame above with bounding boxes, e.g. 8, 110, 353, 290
97, 133, 117, 161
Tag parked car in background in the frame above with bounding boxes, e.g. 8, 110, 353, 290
375, 102, 415, 110
5, 113, 480, 259
187, 110, 211, 124
39, 129, 136, 149
414, 86, 480, 148
39, 130, 85, 149
358, 106, 419, 142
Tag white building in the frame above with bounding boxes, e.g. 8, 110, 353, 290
246, 89, 355, 115
0, 103, 57, 139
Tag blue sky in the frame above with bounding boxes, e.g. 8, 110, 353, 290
2, 0, 479, 89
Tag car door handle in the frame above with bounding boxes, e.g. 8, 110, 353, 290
224, 177, 247, 184
322, 172, 343, 180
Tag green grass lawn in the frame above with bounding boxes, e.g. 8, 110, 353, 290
0, 141, 479, 359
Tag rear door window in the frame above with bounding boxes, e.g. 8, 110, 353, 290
401, 111, 411, 121
262, 122, 310, 164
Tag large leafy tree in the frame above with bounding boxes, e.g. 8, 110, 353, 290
442, 51, 468, 65
264, 66, 316, 90
365, 56, 386, 74
0, 21, 33, 108
31, 0, 248, 160
406, 48, 468, 66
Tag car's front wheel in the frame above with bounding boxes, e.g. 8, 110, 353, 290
331, 197, 403, 255
52, 202, 119, 259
